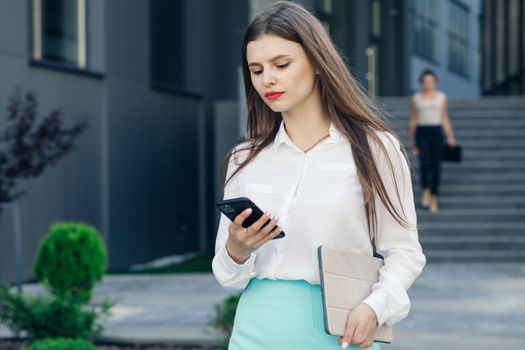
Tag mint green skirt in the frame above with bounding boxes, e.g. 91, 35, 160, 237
229, 278, 381, 349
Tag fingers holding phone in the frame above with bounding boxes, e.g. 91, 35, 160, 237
226, 209, 282, 264
216, 197, 285, 264
244, 211, 283, 246
232, 207, 254, 233
230, 209, 282, 246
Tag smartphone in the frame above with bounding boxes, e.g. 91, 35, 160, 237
216, 197, 285, 239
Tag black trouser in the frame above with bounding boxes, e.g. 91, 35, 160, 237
415, 125, 444, 195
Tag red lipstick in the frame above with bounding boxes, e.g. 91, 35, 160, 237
265, 91, 285, 100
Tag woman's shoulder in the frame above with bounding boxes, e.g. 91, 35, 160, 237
369, 129, 407, 179
224, 140, 254, 180
229, 139, 254, 164
437, 90, 448, 100
366, 129, 402, 163
370, 129, 401, 150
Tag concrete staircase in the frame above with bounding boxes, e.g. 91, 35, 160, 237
380, 96, 525, 263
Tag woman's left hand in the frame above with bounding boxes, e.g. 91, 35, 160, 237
338, 303, 378, 348
447, 136, 457, 147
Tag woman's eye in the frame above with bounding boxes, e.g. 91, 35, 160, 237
251, 63, 288, 75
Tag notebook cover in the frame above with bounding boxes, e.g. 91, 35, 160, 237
317, 245, 394, 344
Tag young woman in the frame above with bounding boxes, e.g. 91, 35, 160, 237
409, 69, 457, 213
212, 2, 426, 349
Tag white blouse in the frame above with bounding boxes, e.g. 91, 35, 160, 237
212, 120, 426, 327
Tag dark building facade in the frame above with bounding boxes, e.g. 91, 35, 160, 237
287, 0, 481, 96
0, 0, 249, 282
481, 0, 525, 95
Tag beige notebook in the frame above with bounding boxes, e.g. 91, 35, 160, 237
317, 245, 394, 344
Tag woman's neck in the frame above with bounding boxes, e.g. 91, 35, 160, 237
282, 117, 331, 144
281, 90, 331, 147
422, 89, 437, 96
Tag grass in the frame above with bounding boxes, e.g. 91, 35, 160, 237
107, 251, 215, 274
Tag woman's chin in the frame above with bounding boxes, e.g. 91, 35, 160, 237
264, 99, 298, 113
267, 105, 288, 113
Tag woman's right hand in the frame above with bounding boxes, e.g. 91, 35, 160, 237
225, 209, 283, 264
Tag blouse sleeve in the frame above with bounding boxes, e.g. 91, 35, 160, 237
211, 148, 257, 291
361, 131, 426, 327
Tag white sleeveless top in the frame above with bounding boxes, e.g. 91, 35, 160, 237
414, 91, 445, 126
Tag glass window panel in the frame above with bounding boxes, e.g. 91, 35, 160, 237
41, 0, 79, 65
412, 0, 438, 61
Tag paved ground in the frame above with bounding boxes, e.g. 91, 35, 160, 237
386, 263, 525, 350
1, 263, 524, 349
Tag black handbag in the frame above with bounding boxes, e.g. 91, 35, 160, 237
442, 144, 462, 162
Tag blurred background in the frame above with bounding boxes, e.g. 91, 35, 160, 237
1, 0, 524, 277
0, 0, 523, 348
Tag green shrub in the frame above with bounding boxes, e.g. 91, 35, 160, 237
0, 285, 113, 340
34, 222, 107, 303
0, 221, 114, 341
21, 337, 99, 350
209, 293, 242, 350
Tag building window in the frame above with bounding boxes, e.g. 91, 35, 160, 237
448, 0, 470, 76
32, 0, 87, 68
150, 0, 188, 94
411, 0, 439, 62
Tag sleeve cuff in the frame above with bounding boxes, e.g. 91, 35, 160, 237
222, 244, 257, 273
362, 292, 388, 328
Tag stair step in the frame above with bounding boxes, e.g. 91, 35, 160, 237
411, 172, 525, 181
392, 119, 525, 128
419, 222, 525, 230
389, 110, 525, 118
416, 217, 525, 224
422, 249, 525, 263
421, 242, 525, 252
413, 183, 525, 192
380, 96, 525, 109
400, 139, 525, 147
407, 156, 525, 162
457, 154, 525, 160
421, 203, 525, 209
418, 228, 524, 236
421, 235, 525, 243
415, 208, 525, 216
415, 192, 525, 199
415, 215, 525, 223
412, 179, 525, 187
411, 167, 525, 175
398, 129, 525, 138
418, 160, 525, 168
420, 120, 525, 128
413, 190, 525, 197
417, 195, 525, 202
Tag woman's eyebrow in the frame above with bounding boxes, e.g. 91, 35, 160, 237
248, 54, 292, 67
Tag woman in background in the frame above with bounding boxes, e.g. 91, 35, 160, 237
409, 69, 456, 213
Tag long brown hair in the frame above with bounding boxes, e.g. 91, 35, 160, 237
221, 1, 414, 239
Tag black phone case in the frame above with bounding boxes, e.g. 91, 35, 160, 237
216, 197, 285, 239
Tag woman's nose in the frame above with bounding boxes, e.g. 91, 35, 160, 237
262, 70, 276, 87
